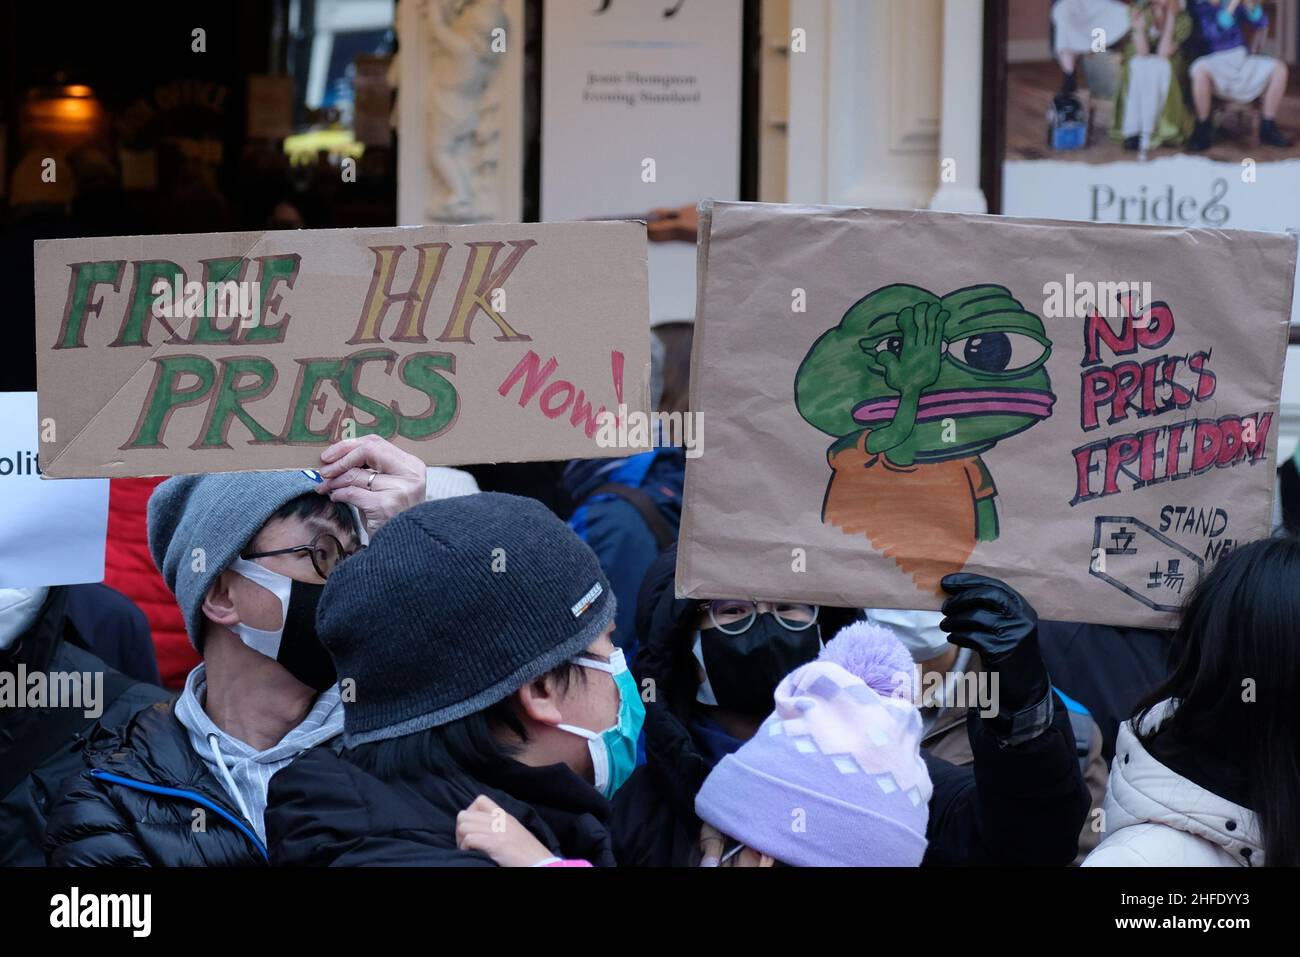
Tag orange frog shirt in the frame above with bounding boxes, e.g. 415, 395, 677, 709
823, 429, 996, 596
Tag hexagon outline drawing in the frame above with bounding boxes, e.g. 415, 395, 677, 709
1090, 515, 1205, 613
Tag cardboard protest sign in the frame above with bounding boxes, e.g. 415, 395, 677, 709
0, 393, 109, 587
677, 202, 1296, 627
34, 222, 650, 478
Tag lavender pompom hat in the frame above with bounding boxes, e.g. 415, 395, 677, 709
694, 620, 933, 867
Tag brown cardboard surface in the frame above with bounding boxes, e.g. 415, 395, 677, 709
677, 202, 1295, 627
35, 220, 650, 477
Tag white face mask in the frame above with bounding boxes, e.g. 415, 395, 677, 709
692, 632, 719, 706
0, 587, 49, 651
228, 558, 292, 658
865, 608, 952, 663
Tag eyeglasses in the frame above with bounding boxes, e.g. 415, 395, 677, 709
705, 599, 819, 635
242, 532, 360, 580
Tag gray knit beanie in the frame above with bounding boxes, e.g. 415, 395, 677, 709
317, 492, 616, 746
147, 470, 324, 651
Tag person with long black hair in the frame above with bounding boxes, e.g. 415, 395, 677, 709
1085, 535, 1300, 867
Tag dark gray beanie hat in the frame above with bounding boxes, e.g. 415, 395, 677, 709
147, 470, 323, 651
317, 492, 616, 746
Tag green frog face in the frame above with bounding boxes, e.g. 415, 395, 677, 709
795, 283, 1054, 465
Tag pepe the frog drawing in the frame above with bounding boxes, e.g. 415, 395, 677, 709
794, 283, 1055, 596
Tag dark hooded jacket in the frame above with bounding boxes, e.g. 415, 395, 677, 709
610, 548, 1092, 867
266, 746, 619, 867
1, 587, 169, 867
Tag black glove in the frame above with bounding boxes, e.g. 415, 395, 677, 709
939, 572, 1053, 745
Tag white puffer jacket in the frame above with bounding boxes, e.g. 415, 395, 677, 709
1083, 700, 1262, 867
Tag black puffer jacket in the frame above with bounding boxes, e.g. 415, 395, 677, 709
267, 747, 618, 866
0, 587, 169, 867
611, 548, 1092, 866
44, 701, 268, 866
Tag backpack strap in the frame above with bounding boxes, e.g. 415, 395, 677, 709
584, 482, 676, 551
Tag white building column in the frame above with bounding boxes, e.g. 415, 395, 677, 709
787, 0, 943, 210
929, 0, 988, 213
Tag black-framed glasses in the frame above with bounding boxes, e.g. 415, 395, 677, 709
704, 599, 819, 635
242, 532, 360, 580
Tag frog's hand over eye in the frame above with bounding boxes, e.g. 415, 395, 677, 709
864, 302, 949, 463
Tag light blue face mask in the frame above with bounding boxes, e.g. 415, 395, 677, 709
557, 648, 645, 799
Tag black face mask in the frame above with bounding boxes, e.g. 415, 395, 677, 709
698, 613, 821, 715
276, 581, 337, 692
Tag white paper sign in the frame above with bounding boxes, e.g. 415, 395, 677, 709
1003, 156, 1300, 231
541, 0, 743, 322
0, 393, 109, 587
